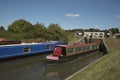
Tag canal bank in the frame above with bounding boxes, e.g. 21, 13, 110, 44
65, 52, 107, 80
66, 38, 120, 80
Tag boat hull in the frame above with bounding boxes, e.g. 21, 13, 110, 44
46, 49, 100, 65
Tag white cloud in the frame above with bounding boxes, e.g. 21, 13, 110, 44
94, 25, 101, 29
115, 14, 120, 18
65, 13, 80, 17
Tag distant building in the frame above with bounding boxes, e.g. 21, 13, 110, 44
113, 33, 120, 38
84, 32, 104, 39
74, 32, 83, 36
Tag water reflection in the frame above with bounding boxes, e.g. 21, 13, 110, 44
0, 51, 103, 80
44, 51, 103, 80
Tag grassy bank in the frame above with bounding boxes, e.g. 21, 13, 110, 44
68, 35, 82, 44
67, 38, 120, 80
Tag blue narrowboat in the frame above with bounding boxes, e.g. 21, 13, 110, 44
0, 41, 66, 59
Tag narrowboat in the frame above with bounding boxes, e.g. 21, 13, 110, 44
46, 41, 100, 64
0, 38, 21, 45
0, 41, 66, 59
0, 40, 21, 45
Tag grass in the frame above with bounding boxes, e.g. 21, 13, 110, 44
68, 35, 82, 44
67, 38, 120, 80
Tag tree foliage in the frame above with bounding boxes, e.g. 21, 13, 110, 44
0, 26, 5, 31
5, 19, 69, 42
0, 26, 7, 38
32, 23, 46, 39
8, 19, 33, 33
46, 23, 68, 42
109, 28, 119, 34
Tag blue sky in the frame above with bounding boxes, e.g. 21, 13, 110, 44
0, 0, 120, 30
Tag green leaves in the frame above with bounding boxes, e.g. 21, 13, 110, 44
109, 28, 119, 34
8, 19, 33, 33
47, 23, 68, 41
2, 19, 69, 42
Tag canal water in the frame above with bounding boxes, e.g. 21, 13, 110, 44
0, 52, 103, 80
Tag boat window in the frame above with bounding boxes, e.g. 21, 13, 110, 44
56, 47, 61, 50
87, 46, 90, 50
95, 45, 96, 48
92, 45, 97, 49
95, 45, 99, 49
95, 45, 97, 48
68, 48, 74, 53
82, 46, 85, 51
90, 46, 92, 50
46, 45, 50, 50
85, 46, 87, 50
97, 45, 99, 48
24, 47, 30, 52
92, 45, 94, 49
75, 47, 81, 52
78, 47, 81, 51
62, 47, 66, 55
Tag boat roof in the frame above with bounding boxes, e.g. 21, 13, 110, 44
56, 44, 67, 47
0, 43, 41, 47
56, 42, 99, 48
0, 41, 60, 47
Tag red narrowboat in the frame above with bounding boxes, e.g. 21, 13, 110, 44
46, 41, 100, 64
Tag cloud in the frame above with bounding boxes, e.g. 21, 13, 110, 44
94, 25, 101, 29
65, 13, 80, 17
115, 14, 120, 18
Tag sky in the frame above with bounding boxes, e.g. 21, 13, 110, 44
0, 0, 120, 30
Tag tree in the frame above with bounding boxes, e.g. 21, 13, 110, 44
88, 28, 100, 32
109, 28, 119, 34
0, 26, 6, 38
8, 19, 33, 33
46, 23, 68, 42
32, 23, 46, 39
0, 26, 5, 31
